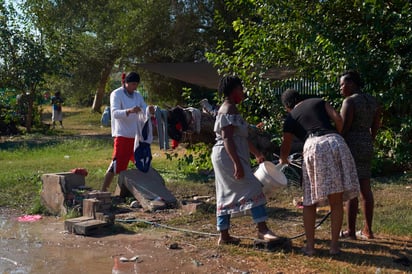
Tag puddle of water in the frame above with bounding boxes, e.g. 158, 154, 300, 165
0, 214, 113, 273
0, 212, 230, 273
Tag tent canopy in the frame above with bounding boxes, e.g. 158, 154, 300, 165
137, 62, 296, 89
137, 63, 220, 89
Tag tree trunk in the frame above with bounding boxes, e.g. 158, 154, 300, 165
25, 90, 35, 133
91, 62, 114, 113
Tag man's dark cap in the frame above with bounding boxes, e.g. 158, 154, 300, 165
125, 72, 140, 83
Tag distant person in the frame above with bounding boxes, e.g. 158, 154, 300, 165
101, 72, 147, 192
51, 91, 64, 129
279, 88, 359, 256
43, 91, 51, 101
16, 92, 29, 125
339, 70, 381, 240
101, 105, 111, 127
211, 76, 278, 245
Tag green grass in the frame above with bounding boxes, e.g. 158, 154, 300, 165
1, 107, 411, 238
1, 107, 412, 273
0, 106, 208, 209
267, 176, 412, 237
0, 138, 113, 208
372, 176, 412, 236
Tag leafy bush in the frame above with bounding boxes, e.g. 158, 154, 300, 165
373, 117, 412, 175
0, 105, 20, 135
165, 143, 213, 182
207, 0, 412, 176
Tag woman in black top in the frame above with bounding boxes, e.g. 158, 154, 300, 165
280, 89, 359, 256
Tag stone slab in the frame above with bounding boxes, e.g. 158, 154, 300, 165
95, 212, 115, 224
180, 200, 209, 214
64, 216, 94, 233
115, 168, 177, 212
72, 219, 111, 236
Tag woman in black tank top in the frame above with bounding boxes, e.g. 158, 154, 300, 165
280, 88, 359, 256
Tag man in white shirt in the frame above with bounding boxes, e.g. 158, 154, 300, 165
101, 72, 147, 192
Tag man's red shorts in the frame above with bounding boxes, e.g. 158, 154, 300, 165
112, 136, 135, 174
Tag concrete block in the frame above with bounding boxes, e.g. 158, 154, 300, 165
52, 172, 85, 193
86, 191, 111, 199
82, 199, 101, 218
95, 212, 115, 224
40, 174, 66, 215
72, 220, 111, 236
180, 200, 207, 214
41, 172, 86, 216
64, 216, 94, 233
99, 197, 112, 204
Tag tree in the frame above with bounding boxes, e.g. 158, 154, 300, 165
207, 0, 412, 171
125, 0, 232, 106
24, 0, 131, 112
23, 0, 231, 110
0, 1, 55, 132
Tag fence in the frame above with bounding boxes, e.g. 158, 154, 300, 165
269, 77, 336, 98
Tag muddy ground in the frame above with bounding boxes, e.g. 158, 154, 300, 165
2, 204, 412, 274
0, 207, 281, 274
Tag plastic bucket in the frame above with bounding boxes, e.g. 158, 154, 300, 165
254, 161, 287, 198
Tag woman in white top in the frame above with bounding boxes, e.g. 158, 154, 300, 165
211, 76, 278, 245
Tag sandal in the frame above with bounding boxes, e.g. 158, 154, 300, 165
301, 247, 316, 256
339, 230, 356, 240
329, 248, 341, 255
257, 230, 280, 241
356, 230, 374, 240
217, 236, 240, 246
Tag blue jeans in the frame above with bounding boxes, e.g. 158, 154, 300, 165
216, 205, 268, 231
